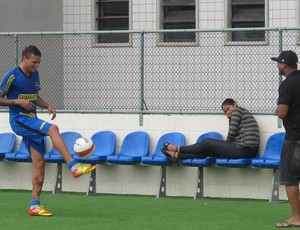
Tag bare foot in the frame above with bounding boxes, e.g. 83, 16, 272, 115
166, 144, 179, 152
168, 150, 179, 158
161, 149, 179, 163
276, 219, 300, 228
162, 150, 178, 158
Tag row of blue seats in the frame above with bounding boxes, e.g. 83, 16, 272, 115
0, 131, 285, 201
0, 131, 285, 168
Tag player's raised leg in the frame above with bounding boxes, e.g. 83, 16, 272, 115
47, 124, 96, 178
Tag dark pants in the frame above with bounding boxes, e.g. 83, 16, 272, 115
179, 138, 257, 159
280, 140, 300, 186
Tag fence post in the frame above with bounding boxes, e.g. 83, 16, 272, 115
14, 34, 19, 66
277, 29, 283, 128
139, 31, 145, 126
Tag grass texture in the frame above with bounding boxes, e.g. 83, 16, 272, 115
0, 190, 291, 230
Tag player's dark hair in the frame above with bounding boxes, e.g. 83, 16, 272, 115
21, 45, 41, 59
221, 98, 236, 108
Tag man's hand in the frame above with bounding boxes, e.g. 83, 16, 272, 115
16, 99, 36, 110
47, 104, 56, 120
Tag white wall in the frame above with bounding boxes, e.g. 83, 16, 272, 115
0, 112, 287, 200
62, 0, 299, 32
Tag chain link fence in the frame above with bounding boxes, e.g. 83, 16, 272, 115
0, 28, 299, 115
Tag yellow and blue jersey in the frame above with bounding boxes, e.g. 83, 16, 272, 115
0, 66, 49, 154
0, 66, 40, 119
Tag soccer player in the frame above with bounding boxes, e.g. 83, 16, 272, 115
0, 45, 96, 217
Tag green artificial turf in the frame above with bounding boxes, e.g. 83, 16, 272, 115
0, 190, 290, 230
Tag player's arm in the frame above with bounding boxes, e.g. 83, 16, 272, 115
37, 94, 56, 120
276, 104, 288, 119
0, 91, 35, 110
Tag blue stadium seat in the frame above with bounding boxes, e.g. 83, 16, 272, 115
180, 131, 223, 199
44, 131, 81, 163
215, 155, 258, 167
75, 131, 116, 164
141, 132, 185, 198
141, 132, 185, 166
216, 143, 260, 167
252, 132, 285, 168
74, 130, 116, 195
5, 138, 33, 162
44, 131, 81, 194
181, 132, 224, 167
0, 132, 16, 159
106, 131, 149, 165
252, 132, 285, 202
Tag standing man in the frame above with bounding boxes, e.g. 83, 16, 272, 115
271, 50, 300, 228
0, 45, 96, 217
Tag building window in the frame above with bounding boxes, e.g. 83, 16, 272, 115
230, 0, 265, 42
96, 0, 129, 43
161, 0, 196, 43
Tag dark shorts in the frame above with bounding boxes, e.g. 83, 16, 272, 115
280, 140, 300, 186
10, 116, 51, 155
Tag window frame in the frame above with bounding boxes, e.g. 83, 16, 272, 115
157, 0, 199, 46
93, 0, 132, 47
224, 0, 269, 46
297, 0, 300, 45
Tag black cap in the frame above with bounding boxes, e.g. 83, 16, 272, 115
271, 50, 298, 66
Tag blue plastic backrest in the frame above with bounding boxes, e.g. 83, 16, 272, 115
0, 133, 16, 153
154, 132, 185, 156
91, 131, 116, 156
119, 131, 149, 156
50, 131, 81, 155
62, 132, 81, 154
17, 136, 47, 154
262, 132, 285, 160
18, 139, 30, 153
197, 132, 223, 142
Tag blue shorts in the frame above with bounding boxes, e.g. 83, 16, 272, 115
10, 116, 51, 155
280, 140, 300, 186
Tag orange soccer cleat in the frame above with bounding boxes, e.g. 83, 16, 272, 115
28, 205, 53, 217
72, 163, 96, 178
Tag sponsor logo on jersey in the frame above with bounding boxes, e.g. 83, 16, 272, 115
18, 94, 37, 100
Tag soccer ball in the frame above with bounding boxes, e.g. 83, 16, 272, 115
74, 137, 95, 158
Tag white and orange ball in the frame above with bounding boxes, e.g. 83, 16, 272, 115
74, 137, 95, 158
